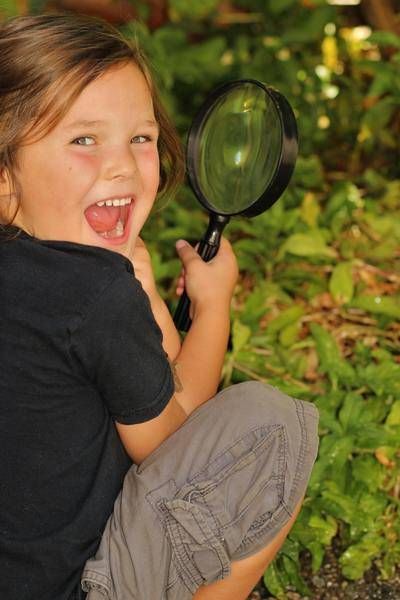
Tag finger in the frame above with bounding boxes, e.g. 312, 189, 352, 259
176, 277, 185, 292
175, 239, 202, 267
220, 235, 234, 253
207, 236, 234, 261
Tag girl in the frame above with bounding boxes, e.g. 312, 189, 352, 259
0, 13, 319, 600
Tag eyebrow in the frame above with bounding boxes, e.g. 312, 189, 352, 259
65, 119, 159, 130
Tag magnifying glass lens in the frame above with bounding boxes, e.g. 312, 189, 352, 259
175, 79, 298, 331
196, 83, 282, 214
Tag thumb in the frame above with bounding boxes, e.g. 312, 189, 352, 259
175, 239, 199, 265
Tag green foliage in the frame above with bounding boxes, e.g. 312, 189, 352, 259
3, 0, 399, 596
0, 0, 19, 17
169, 0, 220, 21
133, 3, 400, 595
329, 261, 354, 304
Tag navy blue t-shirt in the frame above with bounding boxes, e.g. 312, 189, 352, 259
0, 227, 174, 600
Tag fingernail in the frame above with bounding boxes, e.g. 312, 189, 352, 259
176, 239, 187, 249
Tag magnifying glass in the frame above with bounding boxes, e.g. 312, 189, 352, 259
173, 79, 298, 332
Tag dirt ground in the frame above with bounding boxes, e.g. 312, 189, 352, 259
247, 546, 400, 600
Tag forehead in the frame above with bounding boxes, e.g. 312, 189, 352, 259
62, 62, 155, 126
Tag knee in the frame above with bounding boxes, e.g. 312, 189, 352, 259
216, 381, 319, 495
218, 380, 313, 429
217, 380, 279, 414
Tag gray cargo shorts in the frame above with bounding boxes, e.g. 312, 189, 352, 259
81, 381, 319, 600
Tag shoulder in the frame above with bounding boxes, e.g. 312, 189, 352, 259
44, 241, 149, 326
0, 231, 144, 321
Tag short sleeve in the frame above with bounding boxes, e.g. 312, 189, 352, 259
70, 272, 174, 424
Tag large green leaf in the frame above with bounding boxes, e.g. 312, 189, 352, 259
263, 562, 288, 599
329, 261, 354, 304
358, 362, 400, 397
279, 231, 336, 259
308, 514, 337, 546
310, 323, 356, 388
351, 456, 384, 493
339, 535, 386, 580
338, 393, 364, 433
266, 306, 304, 335
386, 400, 400, 426
350, 295, 400, 320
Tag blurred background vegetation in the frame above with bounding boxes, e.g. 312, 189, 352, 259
1, 0, 399, 598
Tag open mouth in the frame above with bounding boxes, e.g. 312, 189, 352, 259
84, 198, 133, 242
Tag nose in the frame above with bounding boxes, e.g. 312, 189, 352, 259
104, 144, 139, 181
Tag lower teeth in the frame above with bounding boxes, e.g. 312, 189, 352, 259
100, 218, 124, 239
115, 219, 124, 236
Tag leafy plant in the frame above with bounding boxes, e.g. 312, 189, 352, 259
2, 0, 399, 596
138, 3, 400, 595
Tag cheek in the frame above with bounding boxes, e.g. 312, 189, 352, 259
67, 152, 100, 174
141, 148, 160, 187
47, 154, 100, 215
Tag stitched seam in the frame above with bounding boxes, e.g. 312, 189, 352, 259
238, 399, 314, 554
167, 514, 198, 590
216, 427, 287, 531
236, 504, 289, 553
165, 503, 228, 590
189, 490, 221, 539
287, 398, 308, 510
189, 424, 282, 489
81, 569, 112, 591
190, 508, 229, 579
276, 424, 287, 506
233, 425, 287, 551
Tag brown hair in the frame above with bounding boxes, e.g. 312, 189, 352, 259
0, 12, 184, 236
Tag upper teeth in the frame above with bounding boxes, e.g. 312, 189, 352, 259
96, 197, 132, 207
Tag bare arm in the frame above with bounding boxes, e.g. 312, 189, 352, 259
150, 293, 231, 414
148, 237, 236, 413
115, 395, 186, 465
117, 236, 237, 464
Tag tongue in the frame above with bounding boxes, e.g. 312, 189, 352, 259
84, 204, 121, 233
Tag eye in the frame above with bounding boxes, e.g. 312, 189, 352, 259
132, 135, 153, 144
71, 136, 95, 146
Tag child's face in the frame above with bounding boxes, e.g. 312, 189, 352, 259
7, 62, 160, 255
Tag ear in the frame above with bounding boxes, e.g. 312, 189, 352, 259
0, 168, 17, 223
0, 167, 15, 198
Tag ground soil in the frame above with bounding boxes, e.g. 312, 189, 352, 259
247, 544, 400, 600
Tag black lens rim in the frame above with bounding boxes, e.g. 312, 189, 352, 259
186, 78, 298, 217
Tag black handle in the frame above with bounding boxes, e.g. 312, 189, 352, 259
173, 214, 230, 332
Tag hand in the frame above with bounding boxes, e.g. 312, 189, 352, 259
175, 236, 238, 318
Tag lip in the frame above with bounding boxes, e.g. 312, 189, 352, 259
86, 194, 136, 246
91, 199, 134, 246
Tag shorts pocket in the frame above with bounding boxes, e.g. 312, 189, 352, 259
160, 424, 287, 594
186, 425, 287, 551
162, 497, 230, 595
